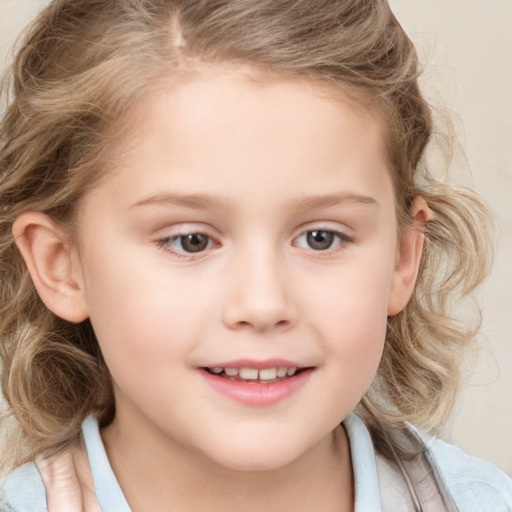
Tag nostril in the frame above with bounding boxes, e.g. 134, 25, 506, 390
235, 319, 289, 329
222, 294, 297, 332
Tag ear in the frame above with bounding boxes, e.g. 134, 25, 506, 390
387, 197, 432, 316
13, 212, 89, 323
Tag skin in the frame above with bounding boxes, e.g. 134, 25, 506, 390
14, 70, 428, 511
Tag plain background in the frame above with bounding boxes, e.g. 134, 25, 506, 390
1, 0, 511, 473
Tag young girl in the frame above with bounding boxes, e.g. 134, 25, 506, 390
0, 0, 511, 510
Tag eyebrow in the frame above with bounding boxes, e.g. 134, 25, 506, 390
130, 192, 378, 211
130, 193, 220, 210
294, 193, 378, 211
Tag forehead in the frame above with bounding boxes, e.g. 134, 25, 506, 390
110, 66, 386, 157
85, 70, 393, 216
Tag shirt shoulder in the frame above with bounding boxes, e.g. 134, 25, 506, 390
429, 435, 512, 512
0, 462, 47, 512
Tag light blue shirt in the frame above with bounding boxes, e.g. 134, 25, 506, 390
2, 414, 512, 511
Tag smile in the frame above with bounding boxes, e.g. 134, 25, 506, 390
199, 363, 314, 406
205, 366, 301, 382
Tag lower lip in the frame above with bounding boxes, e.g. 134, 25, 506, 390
199, 368, 313, 406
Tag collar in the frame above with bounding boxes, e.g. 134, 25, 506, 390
82, 412, 382, 511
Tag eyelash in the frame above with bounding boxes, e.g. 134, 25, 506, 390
155, 228, 351, 258
293, 229, 350, 253
155, 231, 217, 258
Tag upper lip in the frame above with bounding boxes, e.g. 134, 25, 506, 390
200, 358, 308, 369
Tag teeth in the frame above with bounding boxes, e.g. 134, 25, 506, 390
277, 367, 288, 378
239, 367, 259, 380
209, 366, 302, 380
259, 368, 278, 381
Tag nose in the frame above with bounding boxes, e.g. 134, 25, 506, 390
221, 249, 298, 333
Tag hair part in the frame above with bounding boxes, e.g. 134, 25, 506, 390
0, 0, 494, 470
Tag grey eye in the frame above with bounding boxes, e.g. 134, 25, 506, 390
307, 230, 335, 250
295, 230, 345, 251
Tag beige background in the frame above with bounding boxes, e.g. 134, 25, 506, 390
1, 0, 511, 473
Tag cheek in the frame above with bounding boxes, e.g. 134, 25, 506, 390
302, 253, 395, 385
84, 273, 203, 415
80, 246, 212, 368
305, 253, 394, 332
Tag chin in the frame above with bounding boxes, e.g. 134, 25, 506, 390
202, 438, 306, 473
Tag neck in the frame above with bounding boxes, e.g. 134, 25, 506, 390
101, 412, 354, 512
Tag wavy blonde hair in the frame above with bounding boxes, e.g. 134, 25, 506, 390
0, 0, 494, 471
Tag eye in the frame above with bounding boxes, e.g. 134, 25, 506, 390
294, 229, 347, 251
158, 232, 213, 254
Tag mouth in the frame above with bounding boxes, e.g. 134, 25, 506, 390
199, 362, 313, 406
202, 365, 308, 383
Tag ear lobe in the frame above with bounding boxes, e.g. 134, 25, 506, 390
387, 197, 432, 316
13, 212, 89, 323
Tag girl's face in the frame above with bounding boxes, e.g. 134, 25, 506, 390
72, 71, 417, 471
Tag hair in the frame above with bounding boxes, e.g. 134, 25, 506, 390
0, 0, 494, 471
